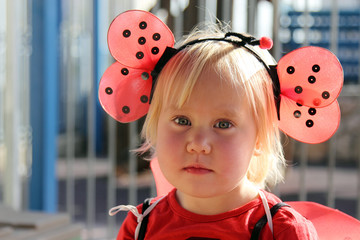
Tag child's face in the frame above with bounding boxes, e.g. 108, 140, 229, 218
155, 67, 259, 199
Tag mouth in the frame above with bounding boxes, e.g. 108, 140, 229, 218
183, 164, 213, 174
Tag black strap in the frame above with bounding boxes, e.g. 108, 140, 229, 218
250, 202, 290, 240
138, 198, 152, 240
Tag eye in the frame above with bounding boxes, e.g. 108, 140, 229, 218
214, 120, 232, 129
174, 116, 191, 126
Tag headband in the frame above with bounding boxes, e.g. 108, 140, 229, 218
99, 10, 343, 144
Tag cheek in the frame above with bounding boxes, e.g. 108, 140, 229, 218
157, 129, 182, 151
155, 128, 185, 185
216, 135, 256, 169
156, 126, 185, 167
217, 145, 254, 185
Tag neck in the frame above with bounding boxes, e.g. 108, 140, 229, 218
175, 180, 259, 215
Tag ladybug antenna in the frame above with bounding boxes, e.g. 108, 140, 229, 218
224, 32, 273, 50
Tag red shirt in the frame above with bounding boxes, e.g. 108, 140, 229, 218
117, 189, 318, 240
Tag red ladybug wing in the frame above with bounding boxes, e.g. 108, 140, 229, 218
277, 46, 343, 108
278, 97, 340, 144
107, 10, 175, 70
98, 62, 152, 123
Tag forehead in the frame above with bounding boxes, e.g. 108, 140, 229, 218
155, 42, 264, 114
165, 66, 248, 113
169, 61, 236, 98
192, 67, 241, 100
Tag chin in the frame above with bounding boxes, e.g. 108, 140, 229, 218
179, 185, 227, 199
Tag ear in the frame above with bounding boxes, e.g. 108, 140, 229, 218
253, 138, 262, 156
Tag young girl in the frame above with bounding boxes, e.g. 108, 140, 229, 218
100, 10, 343, 240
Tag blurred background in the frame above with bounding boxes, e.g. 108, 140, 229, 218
1, 0, 360, 239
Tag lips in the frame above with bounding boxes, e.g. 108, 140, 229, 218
183, 164, 213, 174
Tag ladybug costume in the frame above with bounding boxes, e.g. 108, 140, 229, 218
100, 9, 360, 240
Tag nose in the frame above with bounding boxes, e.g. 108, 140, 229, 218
186, 131, 211, 154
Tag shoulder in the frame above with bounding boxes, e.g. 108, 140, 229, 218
117, 194, 170, 239
260, 191, 318, 239
272, 207, 319, 239
266, 194, 318, 239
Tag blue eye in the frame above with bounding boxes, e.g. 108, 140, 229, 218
174, 117, 191, 126
215, 121, 232, 129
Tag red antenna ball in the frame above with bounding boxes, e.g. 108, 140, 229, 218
259, 37, 273, 50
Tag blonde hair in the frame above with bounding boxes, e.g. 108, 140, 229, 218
140, 23, 285, 188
